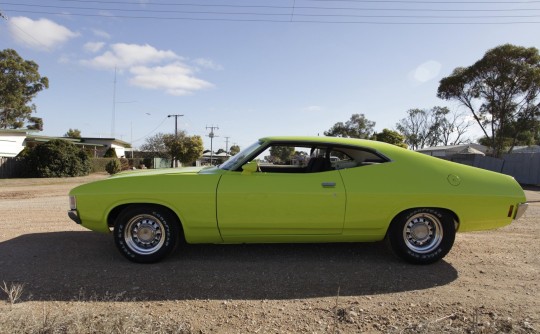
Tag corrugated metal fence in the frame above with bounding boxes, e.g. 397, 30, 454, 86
450, 153, 540, 185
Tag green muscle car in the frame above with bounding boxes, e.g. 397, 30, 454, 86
68, 136, 528, 264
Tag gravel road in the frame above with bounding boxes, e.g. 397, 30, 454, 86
0, 174, 538, 333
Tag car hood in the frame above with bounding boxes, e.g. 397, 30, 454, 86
107, 166, 209, 179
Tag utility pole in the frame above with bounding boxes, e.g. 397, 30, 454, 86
167, 114, 184, 138
206, 125, 219, 165
224, 136, 230, 155
168, 114, 183, 167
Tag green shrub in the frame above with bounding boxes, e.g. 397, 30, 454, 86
20, 139, 92, 178
103, 147, 117, 158
105, 159, 121, 175
90, 158, 116, 173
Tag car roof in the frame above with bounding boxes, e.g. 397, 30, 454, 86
258, 136, 422, 163
259, 136, 392, 150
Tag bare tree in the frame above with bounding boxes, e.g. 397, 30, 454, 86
396, 107, 471, 150
439, 110, 472, 146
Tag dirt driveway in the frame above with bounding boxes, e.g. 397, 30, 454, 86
0, 174, 538, 333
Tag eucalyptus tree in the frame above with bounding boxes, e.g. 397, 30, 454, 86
0, 49, 49, 130
438, 44, 540, 157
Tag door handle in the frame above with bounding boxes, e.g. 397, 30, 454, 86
321, 182, 336, 188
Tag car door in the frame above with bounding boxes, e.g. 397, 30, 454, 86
216, 166, 346, 240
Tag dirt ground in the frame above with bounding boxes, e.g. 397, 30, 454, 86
0, 174, 538, 333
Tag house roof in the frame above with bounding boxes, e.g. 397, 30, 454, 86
456, 146, 485, 155
416, 143, 488, 153
0, 129, 39, 134
80, 137, 131, 147
23, 135, 131, 148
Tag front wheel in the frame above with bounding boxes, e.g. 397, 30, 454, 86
114, 205, 181, 263
386, 208, 456, 264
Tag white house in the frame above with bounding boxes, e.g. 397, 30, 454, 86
78, 137, 131, 157
0, 130, 131, 158
0, 129, 36, 157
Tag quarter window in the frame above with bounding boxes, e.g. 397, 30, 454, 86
242, 143, 388, 173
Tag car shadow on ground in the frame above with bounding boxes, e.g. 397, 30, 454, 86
0, 231, 458, 301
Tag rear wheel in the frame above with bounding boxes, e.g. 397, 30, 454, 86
386, 208, 455, 264
114, 205, 180, 263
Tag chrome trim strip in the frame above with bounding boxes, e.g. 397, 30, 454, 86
514, 202, 528, 220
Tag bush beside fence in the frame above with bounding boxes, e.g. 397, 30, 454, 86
90, 158, 117, 173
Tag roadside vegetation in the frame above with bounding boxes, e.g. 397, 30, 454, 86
17, 139, 91, 178
0, 297, 536, 334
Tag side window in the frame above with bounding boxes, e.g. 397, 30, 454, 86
245, 143, 388, 173
250, 145, 333, 173
330, 147, 388, 170
252, 145, 311, 173
330, 149, 357, 170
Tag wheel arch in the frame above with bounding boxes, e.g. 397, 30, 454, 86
107, 203, 185, 238
387, 207, 460, 235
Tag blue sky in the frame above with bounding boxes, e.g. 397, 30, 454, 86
1, 0, 539, 151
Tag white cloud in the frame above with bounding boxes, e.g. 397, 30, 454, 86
304, 105, 323, 112
130, 62, 213, 96
81, 43, 214, 96
8, 16, 79, 51
411, 60, 442, 83
58, 54, 74, 64
193, 58, 223, 70
92, 29, 111, 39
82, 43, 180, 69
83, 41, 105, 53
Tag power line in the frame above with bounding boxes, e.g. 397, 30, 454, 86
49, 0, 540, 5
4, 9, 540, 24
306, 0, 540, 3
0, 8, 52, 49
4, 2, 540, 13
3, 0, 540, 24
131, 116, 168, 144
7, 3, 540, 18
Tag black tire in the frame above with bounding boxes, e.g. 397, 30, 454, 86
386, 208, 456, 265
113, 205, 181, 263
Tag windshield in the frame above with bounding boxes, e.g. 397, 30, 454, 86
219, 140, 264, 170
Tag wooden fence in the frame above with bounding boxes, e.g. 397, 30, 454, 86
0, 157, 18, 179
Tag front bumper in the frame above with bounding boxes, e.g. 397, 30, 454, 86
68, 210, 82, 224
514, 202, 528, 220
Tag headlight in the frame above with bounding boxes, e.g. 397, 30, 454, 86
69, 196, 77, 210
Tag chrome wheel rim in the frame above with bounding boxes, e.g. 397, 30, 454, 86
403, 213, 443, 254
124, 214, 165, 255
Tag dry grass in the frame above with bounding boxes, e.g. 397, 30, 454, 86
0, 302, 193, 334
1, 281, 24, 305
0, 299, 537, 334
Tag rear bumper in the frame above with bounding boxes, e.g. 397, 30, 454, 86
68, 210, 81, 224
514, 202, 528, 220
